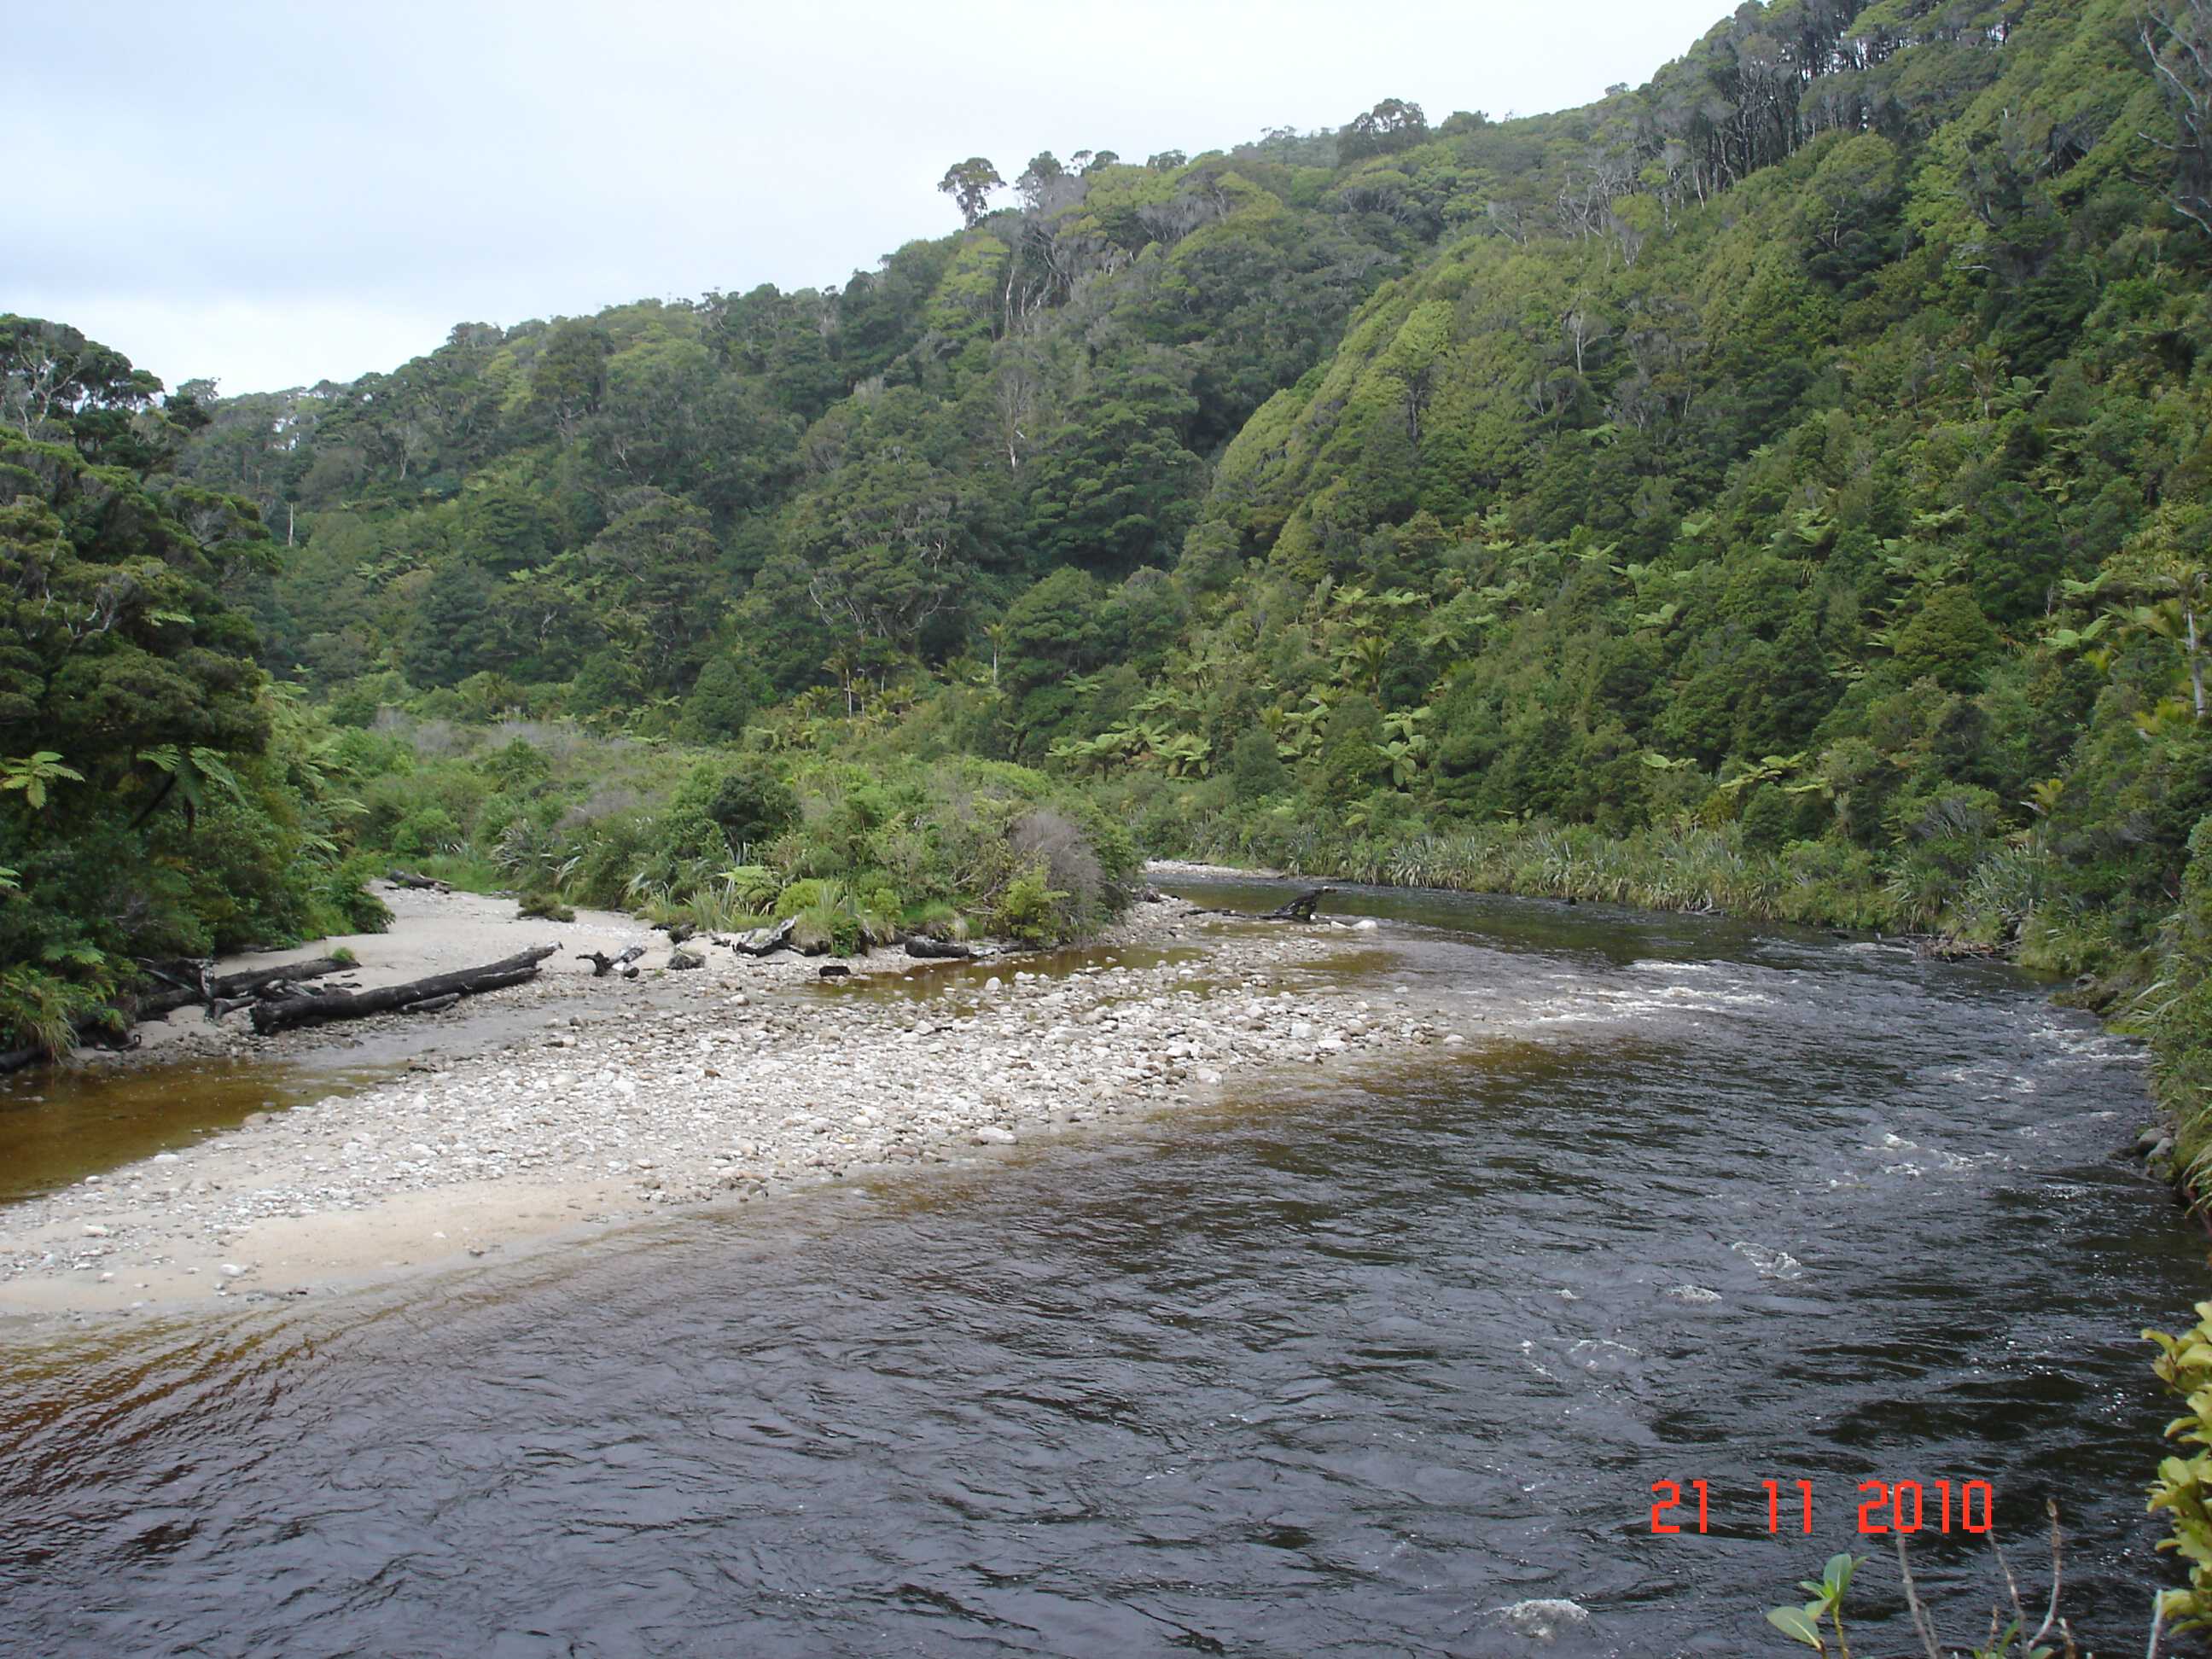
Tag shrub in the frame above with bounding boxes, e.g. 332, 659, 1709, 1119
312, 854, 396, 934
1227, 726, 1289, 800
776, 878, 832, 917
694, 759, 796, 854
994, 862, 1071, 945
0, 960, 116, 1057
2145, 1306, 2212, 1633
680, 656, 769, 743
720, 864, 782, 911
1009, 808, 1103, 917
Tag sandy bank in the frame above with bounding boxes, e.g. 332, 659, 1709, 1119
120, 883, 833, 1062
1, 888, 1463, 1321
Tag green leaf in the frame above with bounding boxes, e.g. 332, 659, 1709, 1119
1764, 1604, 1822, 1646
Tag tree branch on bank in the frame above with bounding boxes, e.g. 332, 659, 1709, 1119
248, 946, 558, 1033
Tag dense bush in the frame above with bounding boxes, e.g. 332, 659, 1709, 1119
335, 720, 1137, 952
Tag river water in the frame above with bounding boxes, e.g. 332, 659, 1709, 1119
0, 882, 2198, 1655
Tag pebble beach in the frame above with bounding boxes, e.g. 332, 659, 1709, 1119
0, 874, 1467, 1319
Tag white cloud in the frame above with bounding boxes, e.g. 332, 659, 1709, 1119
3, 0, 1726, 393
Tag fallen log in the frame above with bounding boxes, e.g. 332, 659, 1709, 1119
1263, 886, 1336, 921
578, 945, 647, 978
137, 957, 208, 994
1190, 886, 1339, 923
902, 935, 973, 960
387, 868, 453, 893
732, 917, 796, 958
248, 946, 558, 1034
136, 956, 352, 1021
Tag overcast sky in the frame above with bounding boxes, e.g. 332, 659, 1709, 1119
6, 0, 1728, 397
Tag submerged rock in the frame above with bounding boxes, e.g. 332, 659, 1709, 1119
1497, 1598, 1590, 1640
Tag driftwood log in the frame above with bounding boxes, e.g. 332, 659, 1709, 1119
135, 956, 352, 1021
1191, 886, 1338, 923
386, 868, 454, 893
732, 918, 796, 958
902, 935, 973, 960
1262, 886, 1336, 921
249, 945, 557, 1034
578, 945, 646, 978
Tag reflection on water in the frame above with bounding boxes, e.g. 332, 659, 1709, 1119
0, 881, 2197, 1656
0, 1058, 401, 1206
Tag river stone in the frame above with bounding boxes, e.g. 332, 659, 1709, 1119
972, 1126, 1016, 1145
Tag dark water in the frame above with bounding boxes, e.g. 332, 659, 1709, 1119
0, 883, 2198, 1656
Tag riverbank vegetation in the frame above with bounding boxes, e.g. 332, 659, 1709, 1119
0, 353, 390, 1057
2147, 1301, 2212, 1635
340, 713, 1138, 949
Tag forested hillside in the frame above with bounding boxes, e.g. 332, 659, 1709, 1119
7, 0, 2212, 1161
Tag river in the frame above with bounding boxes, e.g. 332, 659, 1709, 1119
0, 882, 2197, 1654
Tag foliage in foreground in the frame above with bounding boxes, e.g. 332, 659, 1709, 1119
2147, 1301, 2212, 1636
1768, 1511, 2165, 1658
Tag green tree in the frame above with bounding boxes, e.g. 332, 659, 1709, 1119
938, 158, 1005, 227
1890, 589, 2001, 694
680, 654, 770, 742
